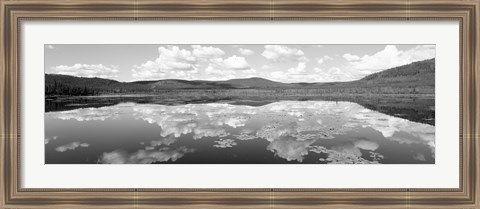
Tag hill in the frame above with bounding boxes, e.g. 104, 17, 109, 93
359, 58, 435, 85
131, 77, 289, 89
45, 58, 435, 96
216, 77, 290, 89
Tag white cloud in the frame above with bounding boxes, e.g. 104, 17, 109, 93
127, 44, 436, 82
238, 48, 254, 56
264, 61, 317, 82
192, 45, 225, 59
313, 67, 356, 82
342, 53, 361, 61
317, 55, 332, 65
269, 71, 289, 81
261, 65, 271, 70
268, 60, 355, 83
132, 46, 198, 80
269, 70, 321, 83
344, 45, 435, 71
131, 45, 257, 80
204, 64, 236, 80
45, 44, 55, 49
287, 62, 307, 74
49, 64, 119, 78
261, 45, 308, 62
323, 45, 437, 81
242, 68, 257, 75
221, 55, 250, 70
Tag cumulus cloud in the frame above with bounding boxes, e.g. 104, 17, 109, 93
55, 142, 90, 152
317, 55, 332, 65
238, 48, 254, 56
192, 45, 225, 59
203, 55, 254, 80
343, 45, 435, 72
261, 45, 308, 62
132, 46, 198, 80
313, 67, 357, 82
221, 55, 250, 70
204, 64, 236, 80
342, 53, 360, 61
301, 45, 437, 81
271, 67, 336, 83
131, 45, 258, 80
49, 64, 119, 78
287, 62, 307, 74
268, 61, 321, 83
242, 68, 257, 75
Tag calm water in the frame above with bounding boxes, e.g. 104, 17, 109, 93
45, 100, 435, 164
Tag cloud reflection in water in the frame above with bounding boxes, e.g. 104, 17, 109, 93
55, 141, 90, 152
46, 101, 435, 164
98, 147, 194, 164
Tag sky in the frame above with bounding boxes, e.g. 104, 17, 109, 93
45, 44, 435, 83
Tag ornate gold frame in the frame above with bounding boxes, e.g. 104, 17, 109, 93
1, 0, 479, 208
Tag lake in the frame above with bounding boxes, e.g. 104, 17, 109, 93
45, 99, 435, 164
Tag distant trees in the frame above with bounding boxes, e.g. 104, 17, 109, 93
45, 79, 97, 96
45, 74, 149, 96
361, 58, 435, 84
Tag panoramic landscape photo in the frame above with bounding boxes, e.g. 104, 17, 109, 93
45, 44, 435, 164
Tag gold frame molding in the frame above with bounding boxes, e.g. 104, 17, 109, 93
1, 0, 479, 208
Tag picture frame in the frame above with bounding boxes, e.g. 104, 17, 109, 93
1, 0, 478, 208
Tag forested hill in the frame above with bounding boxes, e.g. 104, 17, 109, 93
359, 58, 435, 86
45, 58, 435, 96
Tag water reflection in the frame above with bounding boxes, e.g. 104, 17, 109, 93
47, 105, 121, 121
45, 101, 435, 164
55, 141, 90, 152
98, 147, 194, 164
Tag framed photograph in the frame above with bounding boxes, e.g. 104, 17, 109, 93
1, 0, 479, 208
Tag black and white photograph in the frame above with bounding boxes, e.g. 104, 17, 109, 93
44, 44, 435, 164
